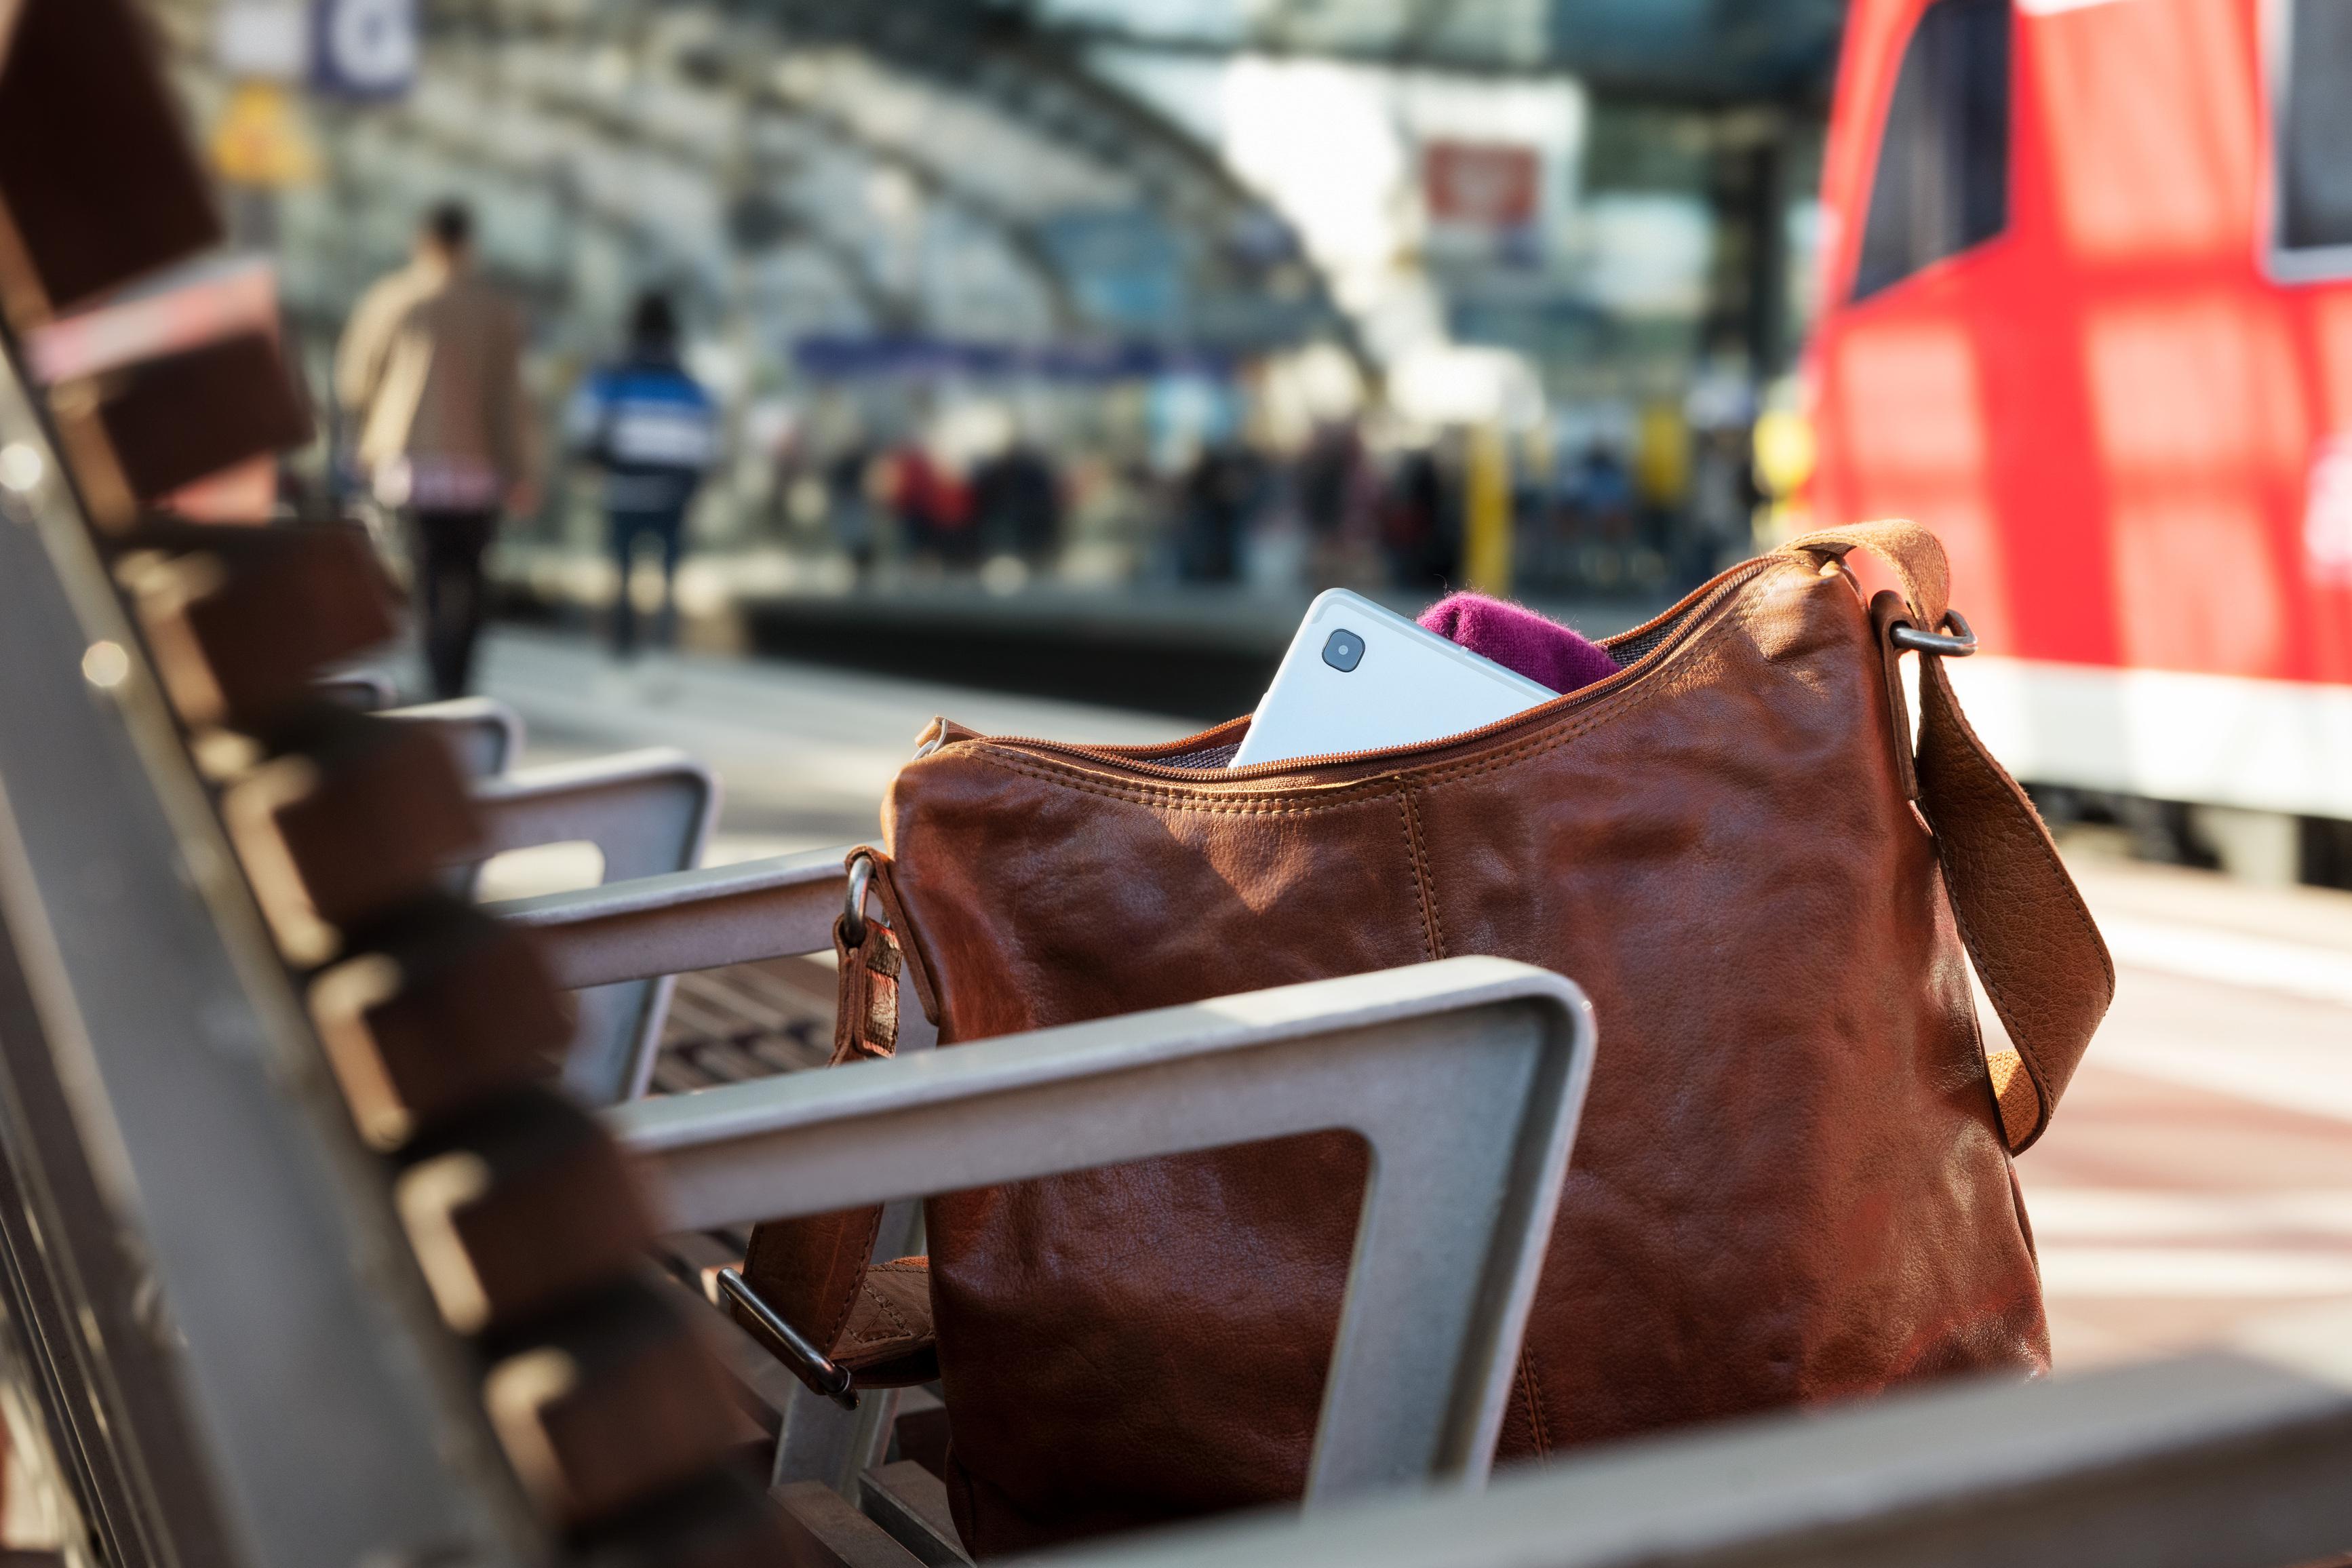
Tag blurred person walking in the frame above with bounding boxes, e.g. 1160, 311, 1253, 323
971, 439, 1061, 568
1382, 445, 1459, 591
336, 201, 536, 700
1175, 441, 1264, 583
565, 292, 719, 658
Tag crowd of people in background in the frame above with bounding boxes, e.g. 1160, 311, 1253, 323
763, 418, 1761, 602
334, 200, 1773, 700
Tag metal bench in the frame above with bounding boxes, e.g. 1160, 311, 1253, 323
490, 844, 872, 997
368, 692, 726, 1103
486, 849, 944, 1523
314, 669, 401, 711
383, 694, 524, 780
460, 747, 718, 1102
607, 955, 1597, 1556
493, 856, 1611, 1558
12, 378, 2352, 1568
381, 694, 817, 1109
491, 841, 933, 1086
1041, 1318, 2352, 1568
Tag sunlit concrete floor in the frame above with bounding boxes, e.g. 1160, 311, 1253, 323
450, 626, 2352, 1375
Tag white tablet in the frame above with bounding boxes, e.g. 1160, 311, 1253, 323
1229, 589, 1555, 769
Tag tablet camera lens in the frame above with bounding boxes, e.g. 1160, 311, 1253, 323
1322, 630, 1365, 672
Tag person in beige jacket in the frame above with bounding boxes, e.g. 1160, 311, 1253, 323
336, 201, 537, 699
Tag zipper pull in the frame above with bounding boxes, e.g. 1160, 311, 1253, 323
913, 717, 979, 758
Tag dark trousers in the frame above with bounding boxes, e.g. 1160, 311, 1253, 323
610, 505, 687, 657
408, 509, 496, 700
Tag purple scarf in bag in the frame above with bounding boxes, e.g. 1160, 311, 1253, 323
1419, 591, 1620, 696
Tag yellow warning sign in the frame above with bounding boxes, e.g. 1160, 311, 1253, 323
209, 81, 321, 188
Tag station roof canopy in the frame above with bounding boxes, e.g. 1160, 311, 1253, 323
155, 0, 1845, 355
1012, 0, 1847, 102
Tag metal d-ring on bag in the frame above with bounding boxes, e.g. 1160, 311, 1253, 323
736, 520, 2115, 1561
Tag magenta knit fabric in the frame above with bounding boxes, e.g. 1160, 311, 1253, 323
1418, 591, 1620, 696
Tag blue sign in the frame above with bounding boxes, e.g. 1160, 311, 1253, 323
1040, 209, 1190, 335
311, 0, 416, 99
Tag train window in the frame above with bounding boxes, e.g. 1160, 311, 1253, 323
1852, 0, 2012, 301
2277, 0, 2352, 261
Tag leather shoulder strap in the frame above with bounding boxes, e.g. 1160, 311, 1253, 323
735, 849, 937, 1394
1789, 522, 2115, 1152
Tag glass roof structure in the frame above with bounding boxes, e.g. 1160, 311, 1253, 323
138, 0, 1854, 617
154, 0, 1841, 361
1027, 0, 1845, 99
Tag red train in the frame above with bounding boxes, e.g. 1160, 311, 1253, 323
1807, 0, 2352, 831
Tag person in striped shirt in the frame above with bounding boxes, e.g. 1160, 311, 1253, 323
565, 292, 720, 658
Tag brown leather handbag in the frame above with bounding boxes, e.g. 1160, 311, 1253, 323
737, 521, 2114, 1558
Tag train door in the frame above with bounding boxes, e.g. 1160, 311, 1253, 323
1808, 0, 2352, 829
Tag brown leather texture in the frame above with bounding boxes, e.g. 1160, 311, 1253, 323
734, 1202, 880, 1394
760, 524, 2112, 1557
834, 904, 905, 1064
830, 1258, 941, 1386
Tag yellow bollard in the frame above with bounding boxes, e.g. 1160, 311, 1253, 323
1464, 423, 1511, 596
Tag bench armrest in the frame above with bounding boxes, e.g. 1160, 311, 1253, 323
610, 956, 1599, 1502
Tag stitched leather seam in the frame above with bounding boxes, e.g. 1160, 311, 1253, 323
1394, 782, 1443, 961
1400, 783, 1447, 959
869, 853, 945, 1025
1516, 1352, 1550, 1457
817, 1206, 886, 1352
954, 571, 1784, 810
845, 1276, 918, 1346
959, 755, 1405, 812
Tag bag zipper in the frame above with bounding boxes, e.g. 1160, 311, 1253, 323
926, 555, 1778, 783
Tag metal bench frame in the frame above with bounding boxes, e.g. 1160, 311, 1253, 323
374, 696, 720, 1102
507, 858, 1601, 1519
383, 694, 524, 780
0, 336, 532, 1568
490, 845, 867, 995
464, 747, 718, 1102
611, 956, 1599, 1506
1044, 1329, 2352, 1568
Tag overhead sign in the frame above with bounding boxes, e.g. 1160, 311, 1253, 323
215, 1, 308, 80
311, 0, 418, 99
1424, 141, 1540, 231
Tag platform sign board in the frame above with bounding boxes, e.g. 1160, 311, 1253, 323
311, 0, 418, 99
1424, 141, 1540, 231
1040, 209, 1189, 335
216, 1, 309, 80
1423, 138, 1550, 280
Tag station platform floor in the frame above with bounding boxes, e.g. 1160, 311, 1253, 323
454, 626, 2352, 1377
